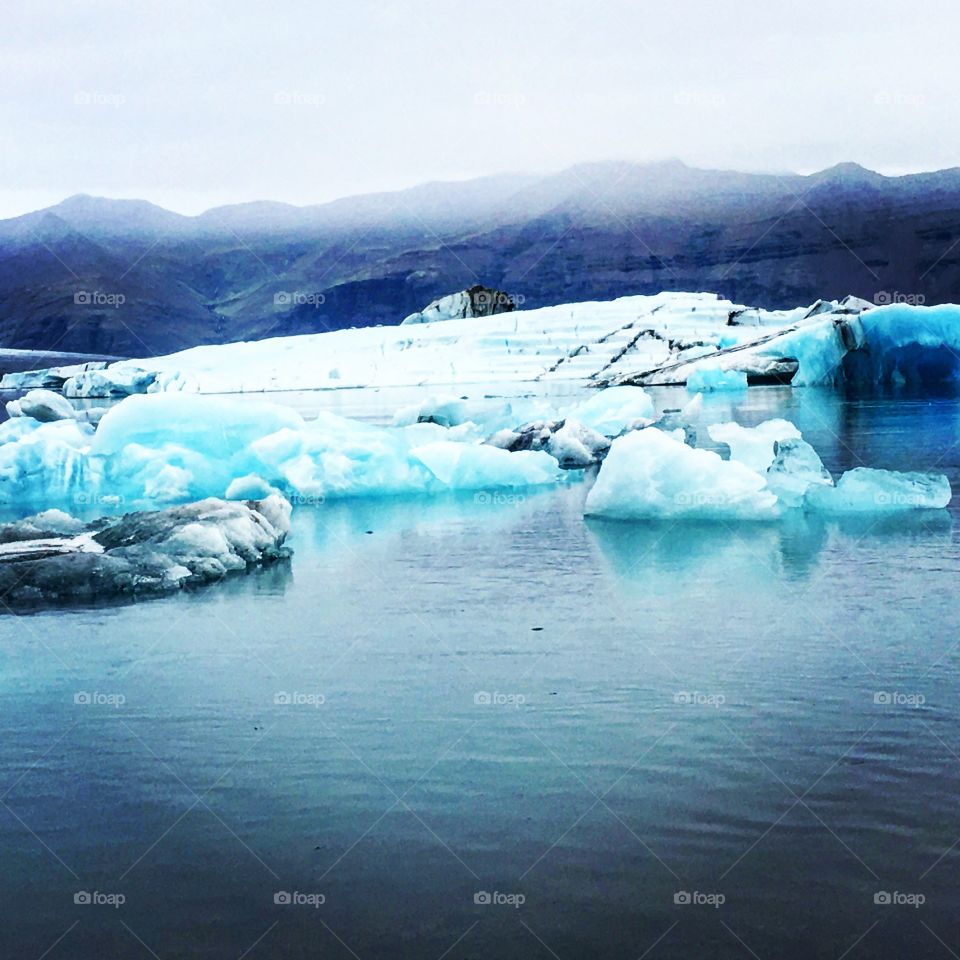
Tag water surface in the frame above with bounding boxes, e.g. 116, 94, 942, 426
2, 385, 959, 958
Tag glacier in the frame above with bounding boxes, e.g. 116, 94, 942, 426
5, 291, 960, 399
2, 292, 812, 397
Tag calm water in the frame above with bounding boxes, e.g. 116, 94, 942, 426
2, 386, 960, 958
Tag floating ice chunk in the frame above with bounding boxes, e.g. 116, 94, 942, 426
224, 474, 284, 501
393, 396, 474, 428
411, 441, 560, 489
11, 389, 76, 422
680, 392, 704, 420
91, 394, 303, 457
686, 368, 748, 392
584, 428, 779, 521
64, 367, 158, 398
765, 438, 834, 507
805, 468, 951, 513
563, 386, 655, 436
708, 419, 802, 473
7, 389, 109, 425
392, 395, 555, 434
487, 418, 610, 469
0, 496, 291, 605
0, 393, 563, 508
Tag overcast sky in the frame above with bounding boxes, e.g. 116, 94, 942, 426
0, 0, 956, 218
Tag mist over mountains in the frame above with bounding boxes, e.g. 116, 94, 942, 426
3, 159, 960, 358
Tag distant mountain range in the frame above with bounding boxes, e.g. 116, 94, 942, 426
2, 160, 960, 357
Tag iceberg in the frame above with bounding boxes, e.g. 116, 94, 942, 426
487, 418, 611, 469
561, 386, 655, 436
707, 419, 802, 473
584, 429, 780, 521
764, 438, 834, 508
0, 496, 291, 605
805, 468, 952, 513
584, 421, 952, 522
0, 393, 564, 509
6, 388, 107, 425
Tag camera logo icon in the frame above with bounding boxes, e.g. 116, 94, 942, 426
274, 891, 292, 905
674, 891, 691, 905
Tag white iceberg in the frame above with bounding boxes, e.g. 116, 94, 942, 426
561, 386, 655, 436
584, 420, 952, 521
805, 468, 952, 513
584, 428, 780, 521
708, 419, 802, 473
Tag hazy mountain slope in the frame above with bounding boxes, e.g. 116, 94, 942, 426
2, 161, 959, 356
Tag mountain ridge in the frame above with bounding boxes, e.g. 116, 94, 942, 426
2, 160, 959, 357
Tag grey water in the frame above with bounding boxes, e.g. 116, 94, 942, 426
2, 385, 960, 958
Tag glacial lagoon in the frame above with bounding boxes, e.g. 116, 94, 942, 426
1, 385, 959, 959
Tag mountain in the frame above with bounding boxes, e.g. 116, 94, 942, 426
2, 160, 960, 357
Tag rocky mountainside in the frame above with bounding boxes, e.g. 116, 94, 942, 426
2, 160, 959, 356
